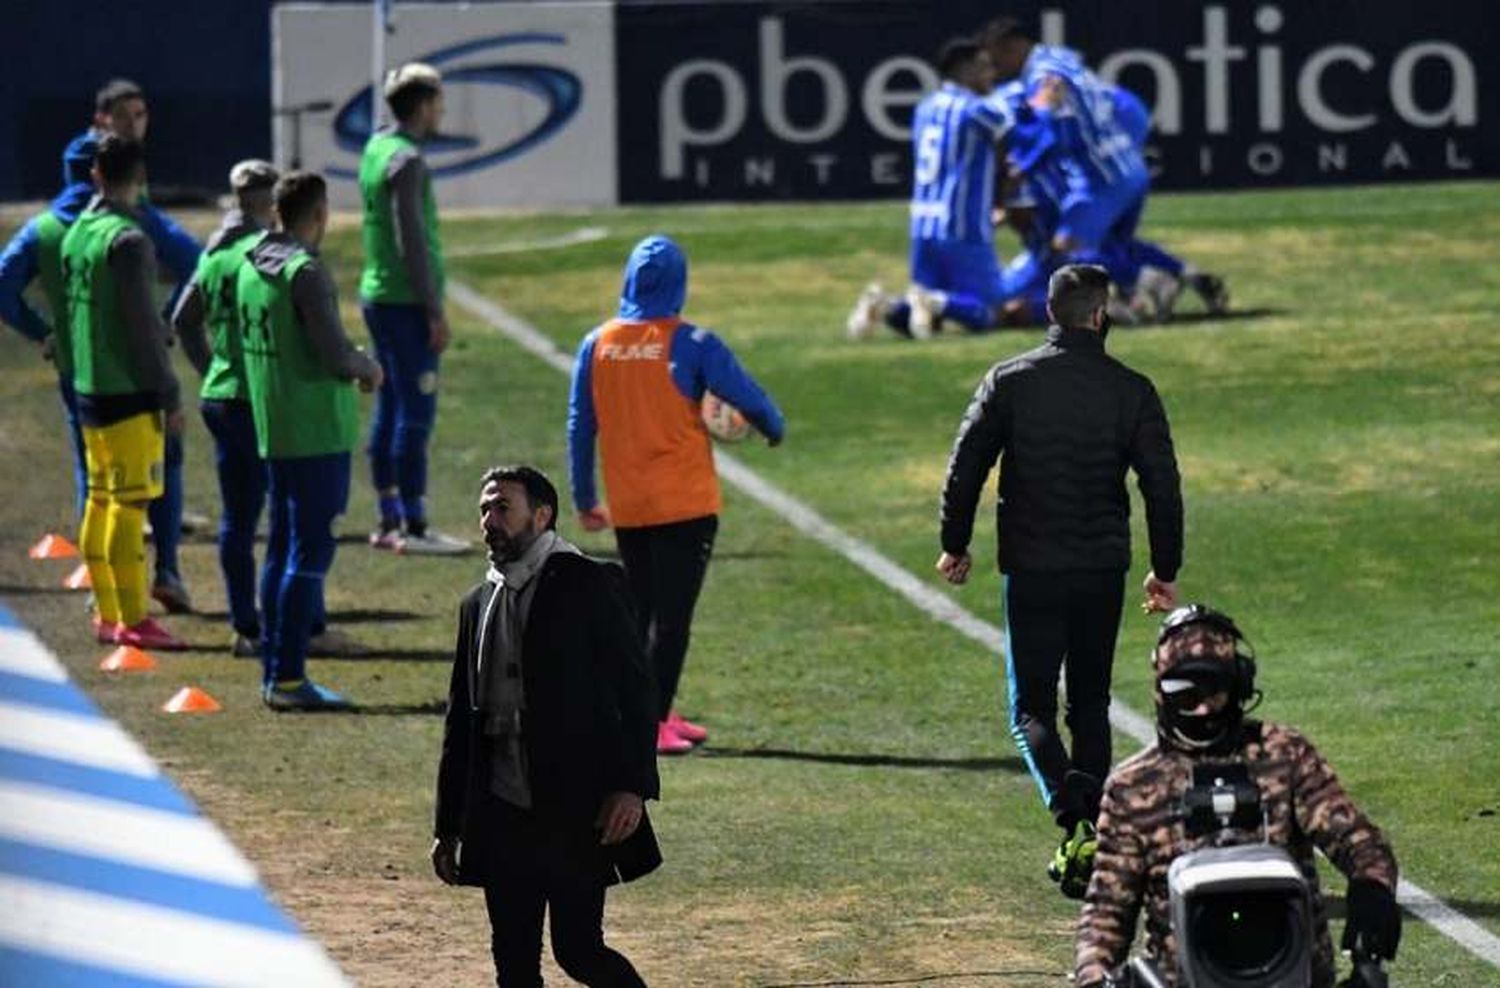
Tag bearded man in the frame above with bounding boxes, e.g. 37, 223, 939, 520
432, 465, 661, 987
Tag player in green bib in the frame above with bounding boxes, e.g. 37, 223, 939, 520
0, 183, 93, 518
237, 171, 383, 711
61, 135, 188, 653
61, 79, 204, 613
172, 159, 280, 656
357, 62, 470, 556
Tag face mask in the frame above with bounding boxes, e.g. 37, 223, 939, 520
1098, 311, 1112, 340
1156, 661, 1241, 752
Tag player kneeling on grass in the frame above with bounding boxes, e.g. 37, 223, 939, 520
433, 465, 659, 987
846, 38, 1017, 341
567, 235, 785, 755
63, 135, 188, 652
1075, 605, 1401, 988
238, 172, 383, 711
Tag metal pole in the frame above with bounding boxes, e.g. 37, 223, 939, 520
371, 0, 387, 131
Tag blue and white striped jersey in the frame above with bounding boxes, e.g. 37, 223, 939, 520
1022, 45, 1145, 190
909, 82, 1014, 244
992, 81, 1083, 252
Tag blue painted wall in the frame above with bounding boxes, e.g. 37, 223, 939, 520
1, 1, 276, 200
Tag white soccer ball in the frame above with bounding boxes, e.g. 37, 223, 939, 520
701, 391, 751, 443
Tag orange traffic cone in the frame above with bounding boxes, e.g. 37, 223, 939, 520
162, 686, 221, 714
63, 563, 91, 590
100, 646, 157, 673
29, 533, 79, 560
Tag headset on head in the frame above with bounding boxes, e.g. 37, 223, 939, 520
1156, 603, 1260, 707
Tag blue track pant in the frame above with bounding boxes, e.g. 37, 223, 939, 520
363, 302, 437, 528
261, 452, 350, 685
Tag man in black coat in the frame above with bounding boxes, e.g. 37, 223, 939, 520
935, 264, 1184, 897
433, 464, 660, 987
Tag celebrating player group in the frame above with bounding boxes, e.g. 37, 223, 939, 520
847, 17, 1230, 342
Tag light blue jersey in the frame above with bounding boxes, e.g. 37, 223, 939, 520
1023, 45, 1145, 190
909, 82, 1014, 245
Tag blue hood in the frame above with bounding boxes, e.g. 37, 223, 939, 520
617, 235, 686, 319
61, 130, 100, 190
50, 183, 94, 224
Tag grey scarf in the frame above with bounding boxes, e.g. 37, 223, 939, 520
476, 529, 579, 807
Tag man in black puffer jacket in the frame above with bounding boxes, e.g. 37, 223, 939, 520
936, 263, 1183, 895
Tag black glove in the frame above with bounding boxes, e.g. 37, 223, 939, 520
1341, 878, 1402, 960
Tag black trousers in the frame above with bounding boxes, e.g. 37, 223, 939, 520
614, 514, 718, 719
484, 878, 645, 988
1002, 569, 1125, 830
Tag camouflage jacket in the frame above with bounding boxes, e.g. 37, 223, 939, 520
1074, 720, 1398, 987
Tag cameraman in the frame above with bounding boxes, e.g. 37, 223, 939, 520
1075, 605, 1401, 987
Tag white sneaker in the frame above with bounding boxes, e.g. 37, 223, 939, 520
1134, 267, 1183, 323
397, 529, 474, 556
1186, 269, 1230, 315
1106, 289, 1141, 328
845, 282, 889, 340
905, 285, 946, 341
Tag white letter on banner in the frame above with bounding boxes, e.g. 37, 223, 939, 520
1317, 143, 1348, 172
660, 61, 748, 179
1098, 50, 1182, 135
863, 57, 937, 141
760, 18, 848, 142
1185, 7, 1246, 134
1255, 5, 1285, 132
1390, 42, 1477, 128
1297, 45, 1376, 132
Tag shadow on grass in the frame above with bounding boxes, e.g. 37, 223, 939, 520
1433, 899, 1500, 919
196, 607, 425, 625
354, 699, 447, 716
327, 647, 452, 663
322, 608, 425, 624
0, 583, 75, 596
703, 746, 1025, 773
757, 967, 1060, 986
587, 548, 784, 562
1150, 306, 1285, 327
1322, 897, 1500, 922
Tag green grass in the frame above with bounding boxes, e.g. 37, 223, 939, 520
2, 181, 1498, 986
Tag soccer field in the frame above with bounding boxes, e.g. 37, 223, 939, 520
3, 180, 1499, 986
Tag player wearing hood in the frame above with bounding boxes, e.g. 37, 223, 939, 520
567, 235, 785, 754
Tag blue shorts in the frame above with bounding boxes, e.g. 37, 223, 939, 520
1058, 167, 1150, 253
910, 238, 1007, 306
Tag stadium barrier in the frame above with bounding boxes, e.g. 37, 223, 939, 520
0, 604, 349, 986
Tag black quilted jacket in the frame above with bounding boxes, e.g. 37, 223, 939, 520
940, 325, 1183, 579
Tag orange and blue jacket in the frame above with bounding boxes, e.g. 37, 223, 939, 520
567, 236, 785, 529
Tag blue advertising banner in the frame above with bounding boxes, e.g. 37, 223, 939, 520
615, 0, 1496, 202
1, 2, 1493, 205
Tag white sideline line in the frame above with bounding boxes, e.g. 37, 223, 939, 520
447, 225, 609, 258
0, 701, 160, 778
447, 280, 1500, 970
0, 875, 347, 987
0, 781, 259, 887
